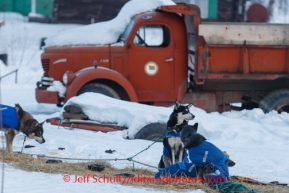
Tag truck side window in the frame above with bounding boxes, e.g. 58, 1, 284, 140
133, 25, 170, 47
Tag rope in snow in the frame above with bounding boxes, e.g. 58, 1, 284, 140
22, 154, 128, 161
126, 133, 165, 170
22, 153, 161, 170
129, 159, 160, 170
20, 133, 165, 171
127, 134, 165, 161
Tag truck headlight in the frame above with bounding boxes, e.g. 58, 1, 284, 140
62, 71, 75, 85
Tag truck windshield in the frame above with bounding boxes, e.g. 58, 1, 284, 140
119, 18, 135, 42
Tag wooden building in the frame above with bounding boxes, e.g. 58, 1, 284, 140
218, 0, 246, 22
53, 0, 246, 24
53, 0, 129, 24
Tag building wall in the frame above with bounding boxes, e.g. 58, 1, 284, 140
0, 0, 53, 17
53, 0, 128, 24
218, 0, 235, 21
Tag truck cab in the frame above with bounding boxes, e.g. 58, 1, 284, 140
36, 6, 193, 107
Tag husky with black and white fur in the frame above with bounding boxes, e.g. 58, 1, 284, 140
158, 101, 195, 169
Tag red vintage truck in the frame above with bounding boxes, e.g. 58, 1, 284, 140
36, 4, 289, 114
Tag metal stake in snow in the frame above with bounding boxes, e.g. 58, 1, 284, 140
0, 14, 5, 193
0, 90, 5, 193
20, 136, 27, 153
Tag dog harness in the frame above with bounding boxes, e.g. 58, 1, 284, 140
162, 131, 182, 159
165, 131, 181, 138
0, 104, 20, 130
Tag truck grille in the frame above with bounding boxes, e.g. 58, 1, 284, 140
41, 59, 50, 76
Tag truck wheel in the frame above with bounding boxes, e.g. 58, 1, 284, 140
259, 89, 289, 113
77, 83, 120, 99
134, 122, 166, 142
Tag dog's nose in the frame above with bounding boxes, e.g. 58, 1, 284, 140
42, 138, 46, 143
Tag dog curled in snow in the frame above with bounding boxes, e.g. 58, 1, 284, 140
0, 104, 45, 154
181, 123, 235, 181
158, 101, 195, 169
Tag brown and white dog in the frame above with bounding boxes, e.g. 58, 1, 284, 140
0, 104, 45, 154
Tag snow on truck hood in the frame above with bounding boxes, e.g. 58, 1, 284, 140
45, 0, 175, 47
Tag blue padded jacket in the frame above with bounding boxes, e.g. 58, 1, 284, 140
0, 104, 19, 130
184, 141, 229, 181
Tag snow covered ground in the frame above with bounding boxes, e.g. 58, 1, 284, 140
1, 0, 289, 192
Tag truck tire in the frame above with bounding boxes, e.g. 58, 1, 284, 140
259, 89, 289, 113
134, 122, 166, 142
77, 83, 120, 99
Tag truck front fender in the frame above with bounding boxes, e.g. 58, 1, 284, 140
65, 66, 138, 103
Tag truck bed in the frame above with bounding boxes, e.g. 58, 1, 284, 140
195, 23, 289, 82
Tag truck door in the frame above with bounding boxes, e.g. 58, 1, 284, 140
128, 24, 174, 92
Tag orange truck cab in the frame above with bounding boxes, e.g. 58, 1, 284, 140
36, 4, 289, 113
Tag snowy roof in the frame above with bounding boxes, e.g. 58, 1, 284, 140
45, 0, 175, 47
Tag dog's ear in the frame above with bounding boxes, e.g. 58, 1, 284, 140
15, 103, 20, 109
40, 121, 45, 126
192, 123, 198, 131
187, 104, 193, 109
15, 103, 23, 110
174, 100, 181, 110
15, 103, 24, 115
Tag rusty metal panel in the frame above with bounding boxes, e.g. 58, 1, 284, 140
285, 49, 289, 73
160, 4, 201, 35
195, 36, 206, 85
182, 91, 217, 112
248, 47, 287, 73
160, 4, 201, 17
208, 47, 242, 73
35, 88, 59, 104
198, 43, 289, 81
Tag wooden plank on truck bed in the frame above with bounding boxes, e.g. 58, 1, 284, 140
199, 23, 289, 45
